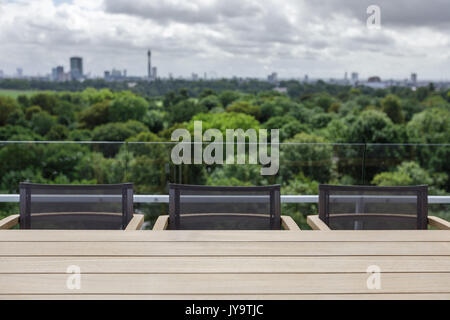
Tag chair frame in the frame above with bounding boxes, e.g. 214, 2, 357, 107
308, 184, 449, 230
0, 183, 144, 230
155, 183, 299, 230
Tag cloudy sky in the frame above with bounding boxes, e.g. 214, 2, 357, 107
0, 0, 449, 80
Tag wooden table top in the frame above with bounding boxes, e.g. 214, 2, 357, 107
0, 230, 449, 300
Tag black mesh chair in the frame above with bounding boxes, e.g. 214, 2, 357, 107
307, 184, 449, 230
153, 184, 299, 230
0, 183, 144, 230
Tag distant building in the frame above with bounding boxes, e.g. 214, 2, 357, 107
152, 67, 157, 79
104, 68, 126, 81
344, 72, 348, 81
147, 50, 152, 80
364, 76, 388, 89
54, 66, 64, 82
192, 73, 199, 81
351, 72, 359, 83
304, 74, 309, 83
0, 70, 3, 78
274, 87, 287, 94
267, 72, 278, 83
70, 57, 83, 80
368, 76, 381, 83
16, 68, 23, 78
411, 73, 417, 84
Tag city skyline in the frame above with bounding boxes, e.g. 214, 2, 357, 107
1, 51, 436, 85
0, 0, 449, 80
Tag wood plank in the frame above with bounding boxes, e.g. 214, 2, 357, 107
1, 273, 449, 294
1, 230, 450, 242
0, 256, 449, 273
2, 293, 450, 300
1, 241, 449, 256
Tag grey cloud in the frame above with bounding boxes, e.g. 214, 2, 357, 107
307, 0, 450, 29
103, 0, 262, 24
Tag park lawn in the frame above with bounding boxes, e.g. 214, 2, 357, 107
0, 89, 40, 98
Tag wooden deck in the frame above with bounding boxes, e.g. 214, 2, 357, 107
0, 230, 449, 300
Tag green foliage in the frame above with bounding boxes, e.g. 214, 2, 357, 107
142, 109, 166, 133
188, 112, 260, 134
372, 161, 447, 195
206, 165, 269, 186
78, 100, 110, 129
168, 99, 207, 124
406, 108, 450, 187
0, 96, 20, 126
25, 105, 42, 120
422, 94, 447, 108
46, 124, 69, 140
281, 173, 319, 229
30, 93, 58, 114
219, 90, 240, 107
109, 93, 148, 122
30, 111, 57, 136
263, 116, 309, 141
381, 94, 404, 123
347, 110, 399, 143
280, 132, 333, 183
92, 121, 149, 157
226, 101, 261, 119
199, 95, 222, 111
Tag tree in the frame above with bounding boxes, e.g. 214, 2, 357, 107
30, 111, 57, 136
372, 161, 447, 195
30, 93, 58, 114
199, 95, 222, 111
259, 97, 297, 122
91, 121, 149, 157
406, 108, 450, 188
142, 110, 165, 133
78, 100, 110, 129
0, 96, 20, 126
126, 132, 168, 193
168, 100, 207, 124
281, 173, 319, 229
25, 105, 42, 120
109, 93, 148, 122
46, 124, 69, 140
188, 112, 260, 134
199, 88, 216, 98
226, 101, 261, 119
372, 161, 432, 186
280, 132, 333, 183
381, 94, 404, 123
41, 143, 88, 181
219, 90, 240, 107
347, 110, 399, 143
263, 116, 309, 141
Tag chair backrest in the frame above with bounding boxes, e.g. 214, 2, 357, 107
168, 184, 281, 230
318, 184, 428, 230
19, 183, 134, 230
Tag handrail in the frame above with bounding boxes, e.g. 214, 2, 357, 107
0, 194, 449, 204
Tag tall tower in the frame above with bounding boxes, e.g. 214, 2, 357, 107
70, 57, 83, 80
147, 50, 152, 80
